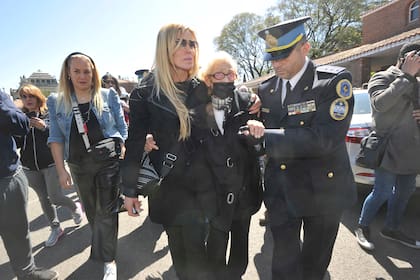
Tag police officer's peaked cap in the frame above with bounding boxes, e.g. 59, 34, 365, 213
258, 16, 311, 61
134, 69, 149, 77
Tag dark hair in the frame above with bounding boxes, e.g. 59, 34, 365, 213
398, 40, 420, 59
101, 73, 121, 96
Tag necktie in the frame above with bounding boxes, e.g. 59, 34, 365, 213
282, 81, 291, 105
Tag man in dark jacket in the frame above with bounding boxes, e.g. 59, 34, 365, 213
0, 90, 58, 280
355, 40, 420, 251
257, 17, 356, 280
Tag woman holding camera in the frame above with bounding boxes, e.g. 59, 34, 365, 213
16, 84, 83, 248
48, 52, 127, 280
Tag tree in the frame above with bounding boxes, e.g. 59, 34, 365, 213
269, 0, 392, 58
214, 13, 272, 81
214, 0, 391, 80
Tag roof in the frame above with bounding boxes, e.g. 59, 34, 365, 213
313, 27, 420, 65
27, 71, 56, 80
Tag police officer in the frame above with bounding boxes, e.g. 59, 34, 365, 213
257, 17, 357, 280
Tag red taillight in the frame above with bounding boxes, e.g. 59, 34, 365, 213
346, 127, 370, 143
355, 172, 375, 177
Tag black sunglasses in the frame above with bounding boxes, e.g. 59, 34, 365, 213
176, 39, 198, 49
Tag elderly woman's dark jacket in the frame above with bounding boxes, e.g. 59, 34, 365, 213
192, 92, 263, 232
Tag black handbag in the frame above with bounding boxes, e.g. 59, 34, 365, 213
137, 147, 179, 197
355, 131, 390, 169
137, 152, 160, 195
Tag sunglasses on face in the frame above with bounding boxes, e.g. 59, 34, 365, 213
211, 71, 237, 81
176, 39, 198, 49
103, 80, 115, 85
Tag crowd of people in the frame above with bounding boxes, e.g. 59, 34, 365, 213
1, 16, 420, 280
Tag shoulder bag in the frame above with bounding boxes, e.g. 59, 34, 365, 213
355, 131, 390, 169
137, 143, 179, 197
355, 113, 399, 169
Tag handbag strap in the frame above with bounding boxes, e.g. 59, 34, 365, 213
71, 97, 92, 152
156, 141, 182, 183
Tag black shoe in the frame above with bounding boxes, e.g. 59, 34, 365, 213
354, 226, 375, 251
19, 267, 59, 280
380, 229, 420, 249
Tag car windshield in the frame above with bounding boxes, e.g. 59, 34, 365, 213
354, 92, 371, 115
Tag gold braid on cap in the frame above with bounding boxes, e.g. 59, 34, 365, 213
265, 31, 278, 49
265, 34, 303, 53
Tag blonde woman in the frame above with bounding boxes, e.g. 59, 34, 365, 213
47, 52, 127, 280
121, 24, 214, 280
17, 84, 83, 248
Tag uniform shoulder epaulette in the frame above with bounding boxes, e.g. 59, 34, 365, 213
260, 74, 277, 85
316, 65, 346, 75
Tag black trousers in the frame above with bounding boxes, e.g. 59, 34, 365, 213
270, 212, 342, 280
206, 216, 251, 280
164, 223, 211, 280
68, 156, 119, 262
0, 168, 36, 278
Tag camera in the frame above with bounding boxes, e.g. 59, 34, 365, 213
26, 111, 38, 118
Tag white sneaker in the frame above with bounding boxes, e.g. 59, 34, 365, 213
72, 202, 83, 225
45, 226, 64, 247
103, 261, 117, 280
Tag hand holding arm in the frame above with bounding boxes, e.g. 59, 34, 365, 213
144, 134, 159, 152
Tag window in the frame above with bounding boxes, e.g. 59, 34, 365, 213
409, 0, 419, 22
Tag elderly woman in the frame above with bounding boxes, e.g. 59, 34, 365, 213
47, 52, 127, 280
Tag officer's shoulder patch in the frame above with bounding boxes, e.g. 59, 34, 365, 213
316, 65, 345, 75
336, 79, 352, 99
329, 98, 349, 121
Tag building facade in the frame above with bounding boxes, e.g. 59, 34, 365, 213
19, 70, 58, 96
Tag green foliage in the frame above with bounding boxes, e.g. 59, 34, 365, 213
214, 13, 272, 81
213, 0, 392, 81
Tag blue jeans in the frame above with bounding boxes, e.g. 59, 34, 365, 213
358, 167, 416, 230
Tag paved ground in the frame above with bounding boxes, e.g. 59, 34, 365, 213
1, 186, 420, 279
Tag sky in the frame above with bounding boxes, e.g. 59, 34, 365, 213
0, 0, 278, 93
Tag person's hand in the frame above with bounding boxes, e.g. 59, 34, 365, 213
245, 119, 265, 139
124, 196, 142, 217
248, 94, 261, 115
29, 117, 46, 131
144, 134, 159, 152
401, 50, 420, 77
119, 143, 126, 159
57, 168, 73, 189
413, 109, 420, 123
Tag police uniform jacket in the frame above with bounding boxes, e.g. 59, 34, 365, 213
192, 92, 263, 232
258, 61, 356, 225
121, 73, 216, 226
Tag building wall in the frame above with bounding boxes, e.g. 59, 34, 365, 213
363, 0, 420, 44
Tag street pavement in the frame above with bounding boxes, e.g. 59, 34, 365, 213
1, 186, 420, 280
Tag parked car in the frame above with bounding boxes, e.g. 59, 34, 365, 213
345, 88, 420, 187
